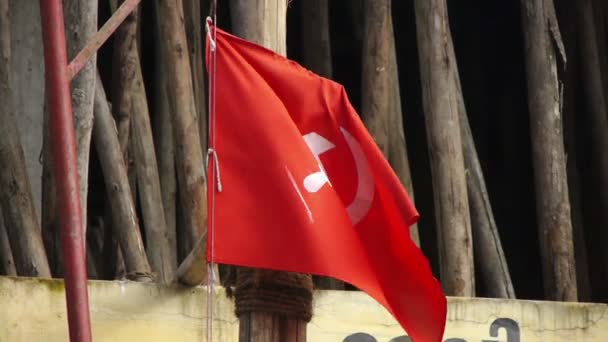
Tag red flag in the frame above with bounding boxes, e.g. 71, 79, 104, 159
206, 25, 446, 341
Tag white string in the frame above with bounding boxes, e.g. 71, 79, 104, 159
206, 149, 223, 192
205, 10, 218, 342
205, 19, 216, 52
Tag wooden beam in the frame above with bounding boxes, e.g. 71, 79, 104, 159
114, 1, 174, 283
93, 73, 153, 282
228, 1, 310, 340
441, 26, 516, 299
414, 0, 475, 296
0, 0, 50, 277
155, 0, 208, 279
520, 0, 577, 301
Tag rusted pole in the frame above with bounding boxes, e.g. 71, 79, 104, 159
39, 0, 92, 341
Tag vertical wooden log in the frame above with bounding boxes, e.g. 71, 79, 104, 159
238, 314, 306, 342
42, 103, 62, 276
230, 0, 287, 56
8, 1, 45, 224
414, 0, 475, 296
114, 2, 175, 283
0, 213, 16, 276
85, 242, 99, 279
93, 73, 153, 282
102, 210, 127, 280
300, 0, 332, 78
85, 217, 105, 279
440, 27, 516, 298
234, 270, 311, 342
592, 0, 608, 104
153, 0, 178, 265
576, 0, 608, 298
578, 0, 608, 169
299, 0, 344, 291
459, 106, 515, 298
0, 0, 50, 277
520, 0, 577, 301
361, 0, 420, 248
106, 0, 132, 278
155, 0, 207, 272
181, 0, 208, 264
361, 0, 390, 156
64, 0, 98, 236
183, 0, 208, 154
131, 63, 176, 281
111, 1, 135, 195
229, 1, 310, 340
555, 0, 591, 301
386, 10, 420, 248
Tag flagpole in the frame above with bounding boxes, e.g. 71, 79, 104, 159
206, 1, 218, 340
39, 0, 92, 340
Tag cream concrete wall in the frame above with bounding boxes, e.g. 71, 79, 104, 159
0, 276, 606, 341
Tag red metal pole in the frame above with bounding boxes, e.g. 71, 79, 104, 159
39, 0, 93, 341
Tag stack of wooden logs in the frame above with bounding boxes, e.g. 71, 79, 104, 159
0, 0, 607, 309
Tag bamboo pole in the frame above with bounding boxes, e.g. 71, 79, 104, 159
0, 0, 51, 277
110, 1, 138, 218
183, 0, 208, 155
152, 0, 178, 266
414, 0, 475, 296
109, 0, 138, 278
114, 1, 174, 283
155, 0, 207, 272
93, 73, 153, 282
440, 27, 516, 298
520, 0, 577, 301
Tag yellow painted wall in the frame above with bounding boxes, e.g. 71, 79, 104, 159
0, 276, 606, 341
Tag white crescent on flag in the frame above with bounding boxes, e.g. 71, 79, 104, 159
302, 128, 374, 225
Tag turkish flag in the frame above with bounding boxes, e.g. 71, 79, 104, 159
206, 25, 446, 341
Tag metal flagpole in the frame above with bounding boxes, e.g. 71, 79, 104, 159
39, 0, 92, 341
206, 2, 219, 340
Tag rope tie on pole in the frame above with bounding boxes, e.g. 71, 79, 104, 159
206, 148, 222, 192
232, 268, 314, 322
